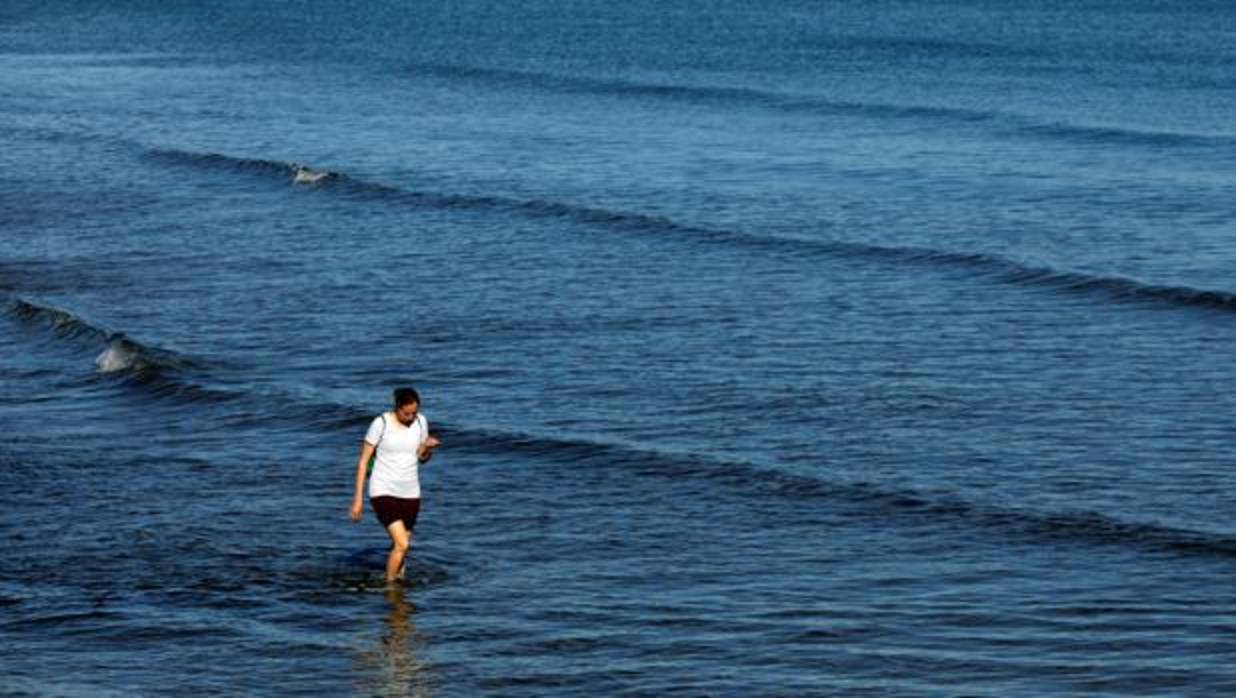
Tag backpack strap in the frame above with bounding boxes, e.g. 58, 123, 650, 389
367, 414, 387, 475
375, 413, 388, 451
415, 413, 430, 463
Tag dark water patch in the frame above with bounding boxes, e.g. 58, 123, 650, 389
74, 619, 245, 643
116, 367, 245, 405
1027, 272, 1236, 312
327, 558, 451, 595
973, 256, 1236, 313
834, 35, 1049, 61
2, 124, 129, 149
822, 478, 1236, 560
269, 547, 459, 603
696, 234, 1236, 314
854, 486, 1236, 560
1021, 510, 1236, 559
218, 400, 363, 432
516, 634, 622, 655
5, 52, 200, 70
5, 609, 121, 631
1017, 120, 1236, 149
0, 261, 107, 294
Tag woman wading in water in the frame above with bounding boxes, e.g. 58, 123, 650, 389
350, 388, 441, 582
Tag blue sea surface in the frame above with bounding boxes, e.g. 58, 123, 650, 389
2, 1, 1235, 695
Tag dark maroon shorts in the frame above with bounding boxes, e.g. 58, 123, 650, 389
370, 496, 421, 530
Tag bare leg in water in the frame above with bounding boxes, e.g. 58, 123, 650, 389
384, 520, 411, 582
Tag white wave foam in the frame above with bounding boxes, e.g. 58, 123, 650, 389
95, 341, 138, 373
292, 165, 332, 185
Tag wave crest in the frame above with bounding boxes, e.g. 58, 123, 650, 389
10, 298, 110, 342
407, 62, 1230, 149
143, 149, 341, 187
885, 247, 1236, 312
5, 299, 223, 398
441, 424, 1236, 559
144, 147, 1236, 314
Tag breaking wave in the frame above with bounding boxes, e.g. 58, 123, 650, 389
4, 298, 236, 403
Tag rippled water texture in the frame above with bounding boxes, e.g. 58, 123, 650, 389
3, 0, 1235, 695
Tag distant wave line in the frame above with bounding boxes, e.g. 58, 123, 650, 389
142, 147, 727, 236
143, 147, 1236, 315
406, 62, 1232, 149
856, 246, 1236, 313
410, 60, 997, 122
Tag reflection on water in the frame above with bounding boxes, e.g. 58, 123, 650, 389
354, 585, 433, 697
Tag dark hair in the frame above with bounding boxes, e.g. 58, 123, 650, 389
393, 387, 420, 408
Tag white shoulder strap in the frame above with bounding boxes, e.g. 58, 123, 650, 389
375, 413, 388, 451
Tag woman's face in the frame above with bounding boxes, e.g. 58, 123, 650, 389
395, 402, 419, 425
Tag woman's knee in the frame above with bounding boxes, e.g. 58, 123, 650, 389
389, 530, 411, 553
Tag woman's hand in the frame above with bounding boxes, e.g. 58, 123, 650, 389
349, 499, 364, 522
418, 435, 441, 464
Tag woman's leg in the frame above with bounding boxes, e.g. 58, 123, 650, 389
384, 520, 412, 582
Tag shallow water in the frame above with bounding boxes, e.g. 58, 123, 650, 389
3, 1, 1236, 695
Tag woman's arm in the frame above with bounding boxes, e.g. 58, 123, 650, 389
349, 441, 375, 521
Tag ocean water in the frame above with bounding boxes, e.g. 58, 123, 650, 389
2, 0, 1235, 695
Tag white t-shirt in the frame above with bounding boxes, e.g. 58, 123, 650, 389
366, 412, 429, 499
